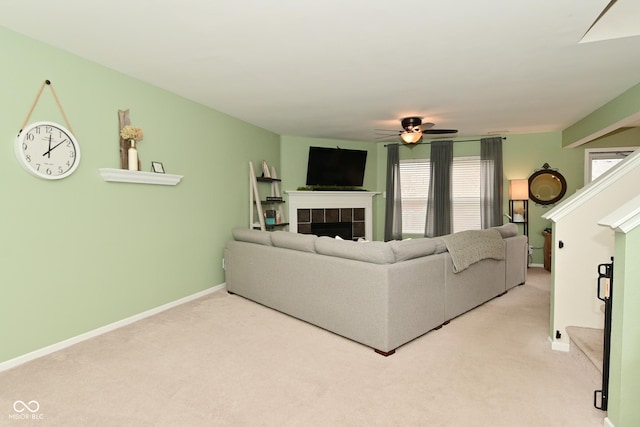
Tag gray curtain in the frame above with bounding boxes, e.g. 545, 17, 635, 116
384, 143, 402, 241
425, 140, 453, 237
480, 137, 503, 228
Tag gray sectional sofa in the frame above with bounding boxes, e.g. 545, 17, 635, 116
224, 225, 528, 356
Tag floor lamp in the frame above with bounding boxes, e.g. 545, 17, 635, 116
509, 179, 529, 237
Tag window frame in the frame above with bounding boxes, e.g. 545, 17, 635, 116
584, 147, 637, 184
399, 156, 481, 236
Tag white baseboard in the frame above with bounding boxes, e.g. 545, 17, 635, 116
529, 263, 544, 268
0, 283, 226, 372
549, 336, 570, 352
604, 417, 614, 427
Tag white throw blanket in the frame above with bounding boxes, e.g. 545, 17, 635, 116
440, 229, 505, 273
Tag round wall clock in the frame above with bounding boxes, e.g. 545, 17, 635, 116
15, 121, 81, 180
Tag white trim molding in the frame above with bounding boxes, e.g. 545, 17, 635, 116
604, 416, 615, 427
549, 336, 570, 352
598, 193, 640, 234
543, 148, 640, 223
0, 284, 225, 372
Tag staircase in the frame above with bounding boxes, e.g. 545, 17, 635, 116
567, 326, 604, 383
567, 261, 612, 410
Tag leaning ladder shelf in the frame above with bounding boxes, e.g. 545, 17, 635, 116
249, 161, 288, 231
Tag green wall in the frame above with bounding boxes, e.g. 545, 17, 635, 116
503, 133, 584, 264
0, 27, 279, 364
582, 127, 640, 149
608, 230, 640, 427
563, 82, 640, 147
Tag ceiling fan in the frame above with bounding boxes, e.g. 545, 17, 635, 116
376, 117, 458, 144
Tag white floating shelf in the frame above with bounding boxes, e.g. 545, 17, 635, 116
99, 168, 183, 186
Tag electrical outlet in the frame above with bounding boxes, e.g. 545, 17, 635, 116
222, 257, 225, 269
528, 245, 533, 255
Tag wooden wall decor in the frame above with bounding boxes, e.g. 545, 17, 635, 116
118, 109, 140, 170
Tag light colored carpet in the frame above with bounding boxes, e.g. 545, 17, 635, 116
0, 268, 606, 426
567, 326, 604, 373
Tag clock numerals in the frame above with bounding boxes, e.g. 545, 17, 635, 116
16, 122, 80, 180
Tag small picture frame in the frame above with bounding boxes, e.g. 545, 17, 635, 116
151, 161, 165, 174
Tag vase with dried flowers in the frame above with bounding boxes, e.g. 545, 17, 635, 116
120, 125, 144, 171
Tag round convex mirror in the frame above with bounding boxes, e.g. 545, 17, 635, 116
528, 164, 567, 205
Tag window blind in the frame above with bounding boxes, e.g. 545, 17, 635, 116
400, 157, 481, 234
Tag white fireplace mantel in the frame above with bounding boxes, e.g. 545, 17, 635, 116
285, 191, 380, 240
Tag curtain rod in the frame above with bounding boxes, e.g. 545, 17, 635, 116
384, 136, 506, 147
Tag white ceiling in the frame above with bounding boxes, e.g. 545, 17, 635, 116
2, 0, 640, 142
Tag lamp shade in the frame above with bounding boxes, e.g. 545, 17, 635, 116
509, 179, 529, 200
400, 131, 422, 144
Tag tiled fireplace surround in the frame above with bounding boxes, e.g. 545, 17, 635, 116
286, 191, 378, 241
296, 207, 366, 240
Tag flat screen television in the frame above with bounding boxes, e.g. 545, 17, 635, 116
305, 146, 367, 187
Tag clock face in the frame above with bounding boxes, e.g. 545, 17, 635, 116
15, 121, 80, 180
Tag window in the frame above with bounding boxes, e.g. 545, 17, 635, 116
400, 157, 481, 235
585, 148, 636, 184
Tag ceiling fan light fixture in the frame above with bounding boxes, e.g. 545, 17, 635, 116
401, 131, 423, 144
401, 116, 423, 131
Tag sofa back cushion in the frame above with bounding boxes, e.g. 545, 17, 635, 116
388, 238, 438, 262
315, 237, 395, 264
271, 231, 317, 253
232, 227, 273, 246
492, 223, 518, 238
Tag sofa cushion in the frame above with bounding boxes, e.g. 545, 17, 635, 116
389, 238, 438, 262
492, 223, 518, 238
315, 237, 395, 264
271, 231, 317, 253
433, 237, 448, 254
232, 227, 273, 246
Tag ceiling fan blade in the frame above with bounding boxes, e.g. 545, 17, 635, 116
375, 132, 402, 139
374, 128, 401, 133
422, 129, 458, 134
375, 119, 457, 141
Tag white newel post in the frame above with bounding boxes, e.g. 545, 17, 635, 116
286, 191, 380, 241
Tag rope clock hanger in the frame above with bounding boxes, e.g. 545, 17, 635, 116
14, 79, 81, 180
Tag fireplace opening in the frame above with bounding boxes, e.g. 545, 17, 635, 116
311, 222, 353, 240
